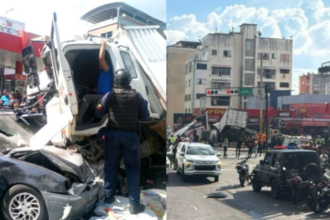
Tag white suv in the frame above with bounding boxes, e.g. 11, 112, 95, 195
176, 143, 222, 182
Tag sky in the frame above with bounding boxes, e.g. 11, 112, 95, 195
1, 0, 166, 41
166, 0, 330, 94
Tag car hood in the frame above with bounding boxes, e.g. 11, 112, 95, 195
7, 145, 94, 183
185, 155, 218, 161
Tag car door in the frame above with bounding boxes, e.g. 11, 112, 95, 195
260, 152, 272, 183
175, 143, 182, 162
49, 12, 78, 116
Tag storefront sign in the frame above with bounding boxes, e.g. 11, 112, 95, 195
248, 118, 259, 123
0, 16, 24, 37
278, 112, 291, 117
298, 107, 307, 114
207, 108, 226, 115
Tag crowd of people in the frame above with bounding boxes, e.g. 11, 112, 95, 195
0, 89, 27, 109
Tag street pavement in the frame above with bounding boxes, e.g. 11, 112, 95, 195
166, 148, 330, 220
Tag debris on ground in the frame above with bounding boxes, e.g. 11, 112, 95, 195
90, 189, 166, 220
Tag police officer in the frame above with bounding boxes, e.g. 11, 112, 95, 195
95, 69, 150, 214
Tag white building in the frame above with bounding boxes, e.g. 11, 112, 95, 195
184, 23, 293, 115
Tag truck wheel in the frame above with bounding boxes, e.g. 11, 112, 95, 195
271, 180, 282, 199
252, 175, 262, 192
214, 176, 219, 182
2, 184, 48, 220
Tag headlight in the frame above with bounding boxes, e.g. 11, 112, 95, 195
185, 159, 194, 167
216, 161, 222, 167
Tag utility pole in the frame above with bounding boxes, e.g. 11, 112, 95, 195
259, 54, 264, 146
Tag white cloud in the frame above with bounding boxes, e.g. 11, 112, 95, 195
165, 30, 187, 45
1, 0, 165, 41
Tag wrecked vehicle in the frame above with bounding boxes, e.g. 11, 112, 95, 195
0, 146, 103, 220
0, 12, 166, 220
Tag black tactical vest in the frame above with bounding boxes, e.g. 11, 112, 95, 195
107, 88, 141, 131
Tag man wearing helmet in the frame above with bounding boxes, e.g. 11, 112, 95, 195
95, 69, 150, 214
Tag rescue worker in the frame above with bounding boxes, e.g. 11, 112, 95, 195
170, 135, 176, 144
95, 69, 150, 214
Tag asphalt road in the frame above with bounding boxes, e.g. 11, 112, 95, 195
166, 148, 330, 220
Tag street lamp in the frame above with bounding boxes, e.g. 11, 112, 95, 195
5, 8, 13, 17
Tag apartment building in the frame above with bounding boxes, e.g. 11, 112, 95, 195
184, 24, 293, 115
80, 2, 166, 38
167, 41, 201, 130
299, 73, 330, 95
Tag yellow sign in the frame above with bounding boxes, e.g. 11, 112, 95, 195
207, 109, 226, 115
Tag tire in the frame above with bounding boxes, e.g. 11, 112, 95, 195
271, 180, 282, 200
239, 174, 246, 187
313, 195, 330, 213
214, 176, 219, 182
182, 166, 188, 182
2, 184, 48, 220
252, 175, 262, 192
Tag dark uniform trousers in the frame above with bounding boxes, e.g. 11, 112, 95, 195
99, 128, 141, 205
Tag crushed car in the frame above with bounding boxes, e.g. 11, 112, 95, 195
0, 12, 166, 220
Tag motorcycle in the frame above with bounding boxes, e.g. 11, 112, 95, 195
312, 185, 330, 213
288, 173, 317, 209
235, 158, 251, 187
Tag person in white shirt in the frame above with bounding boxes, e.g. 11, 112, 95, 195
320, 151, 329, 163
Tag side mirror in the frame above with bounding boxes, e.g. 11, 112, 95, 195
260, 160, 264, 165
216, 153, 221, 157
180, 152, 184, 156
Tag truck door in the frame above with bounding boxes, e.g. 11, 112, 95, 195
49, 12, 78, 115
269, 153, 281, 178
260, 153, 272, 183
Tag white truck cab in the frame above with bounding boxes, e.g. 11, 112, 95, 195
23, 13, 166, 150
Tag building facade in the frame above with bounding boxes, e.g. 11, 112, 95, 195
167, 41, 200, 130
80, 2, 166, 38
184, 24, 293, 115
299, 73, 330, 95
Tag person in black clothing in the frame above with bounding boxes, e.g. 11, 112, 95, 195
236, 137, 243, 158
246, 137, 254, 158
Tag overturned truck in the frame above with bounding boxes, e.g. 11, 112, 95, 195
0, 13, 166, 220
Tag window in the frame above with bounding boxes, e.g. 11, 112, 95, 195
264, 153, 272, 166
245, 39, 255, 57
245, 59, 255, 71
188, 80, 191, 87
271, 153, 280, 167
188, 64, 192, 72
280, 69, 290, 74
258, 69, 276, 79
212, 50, 217, 56
101, 31, 112, 38
258, 82, 275, 90
223, 50, 231, 57
244, 73, 255, 86
211, 97, 230, 106
272, 53, 277, 59
196, 78, 207, 85
258, 53, 269, 60
212, 67, 231, 76
120, 52, 137, 78
181, 145, 186, 153
211, 82, 230, 89
280, 82, 289, 88
280, 54, 290, 62
196, 63, 207, 70
196, 93, 205, 99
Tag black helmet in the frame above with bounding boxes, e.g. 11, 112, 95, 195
114, 69, 132, 87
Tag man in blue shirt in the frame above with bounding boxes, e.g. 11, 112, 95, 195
97, 40, 113, 94
0, 89, 10, 107
95, 69, 149, 214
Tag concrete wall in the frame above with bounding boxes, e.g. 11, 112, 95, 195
167, 46, 197, 129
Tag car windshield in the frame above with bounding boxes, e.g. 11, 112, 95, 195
186, 146, 214, 155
